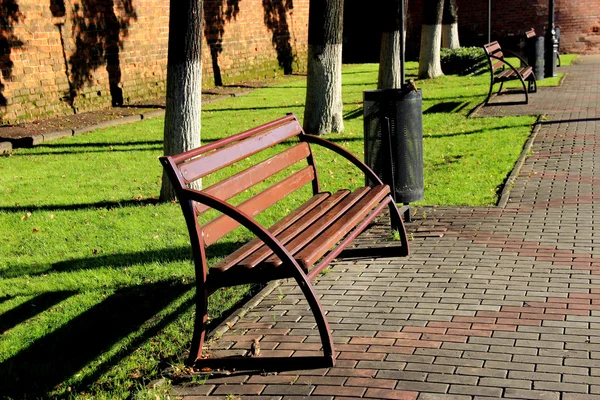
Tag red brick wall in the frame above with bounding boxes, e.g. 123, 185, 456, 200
403, 0, 600, 57
554, 0, 600, 53
1, 0, 308, 124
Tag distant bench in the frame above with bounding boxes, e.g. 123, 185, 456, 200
483, 40, 537, 104
160, 114, 410, 367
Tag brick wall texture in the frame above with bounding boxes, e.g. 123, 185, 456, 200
0, 0, 308, 124
404, 0, 600, 58
1, 1, 597, 124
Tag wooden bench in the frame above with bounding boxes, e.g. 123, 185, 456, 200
159, 114, 410, 368
483, 41, 537, 105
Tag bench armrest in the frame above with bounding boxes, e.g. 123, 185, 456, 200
301, 134, 385, 186
180, 187, 310, 280
496, 49, 530, 67
488, 54, 528, 78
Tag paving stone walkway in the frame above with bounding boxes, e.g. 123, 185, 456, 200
173, 56, 600, 399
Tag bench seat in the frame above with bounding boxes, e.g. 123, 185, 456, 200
210, 185, 390, 282
496, 65, 533, 81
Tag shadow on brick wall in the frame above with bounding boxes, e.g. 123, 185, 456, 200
0, 0, 24, 108
204, 0, 240, 87
67, 0, 137, 108
263, 0, 295, 75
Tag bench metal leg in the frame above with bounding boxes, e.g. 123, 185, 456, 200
516, 75, 529, 104
485, 78, 495, 105
187, 286, 209, 366
295, 275, 335, 366
497, 81, 505, 96
528, 72, 537, 93
387, 196, 410, 256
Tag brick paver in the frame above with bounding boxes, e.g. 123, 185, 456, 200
173, 56, 600, 398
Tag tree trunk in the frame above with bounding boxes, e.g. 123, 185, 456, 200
160, 0, 203, 201
418, 0, 444, 79
303, 0, 344, 135
378, 0, 402, 89
441, 0, 460, 49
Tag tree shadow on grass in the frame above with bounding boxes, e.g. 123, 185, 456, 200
0, 198, 161, 214
0, 281, 192, 398
9, 144, 161, 157
34, 140, 163, 149
2, 240, 248, 279
0, 295, 14, 304
424, 101, 468, 114
206, 104, 301, 112
343, 107, 363, 120
0, 291, 76, 334
0, 0, 24, 111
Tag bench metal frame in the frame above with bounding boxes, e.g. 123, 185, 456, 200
483, 41, 537, 105
160, 114, 410, 369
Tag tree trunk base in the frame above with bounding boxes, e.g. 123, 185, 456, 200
303, 44, 344, 135
418, 24, 444, 79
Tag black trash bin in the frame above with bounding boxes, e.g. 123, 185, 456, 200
526, 35, 545, 81
364, 88, 424, 220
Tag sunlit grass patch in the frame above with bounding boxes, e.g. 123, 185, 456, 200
0, 59, 542, 398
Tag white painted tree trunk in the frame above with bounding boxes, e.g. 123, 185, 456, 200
378, 31, 402, 89
304, 44, 343, 135
303, 0, 344, 135
418, 24, 444, 79
160, 0, 203, 201
442, 23, 460, 48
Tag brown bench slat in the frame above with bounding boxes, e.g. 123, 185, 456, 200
169, 115, 298, 164
484, 41, 501, 53
195, 143, 312, 215
180, 119, 302, 183
295, 185, 391, 269
210, 192, 331, 273
228, 189, 352, 271
262, 186, 372, 268
496, 66, 533, 81
202, 166, 315, 246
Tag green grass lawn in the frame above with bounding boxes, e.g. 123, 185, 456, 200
0, 58, 553, 399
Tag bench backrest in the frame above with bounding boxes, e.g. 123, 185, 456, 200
483, 41, 506, 72
160, 114, 319, 247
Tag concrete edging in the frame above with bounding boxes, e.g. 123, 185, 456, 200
496, 114, 544, 208
2, 109, 166, 150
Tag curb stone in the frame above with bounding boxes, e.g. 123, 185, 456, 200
496, 114, 544, 208
0, 141, 12, 154
1, 91, 253, 150
42, 129, 73, 142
